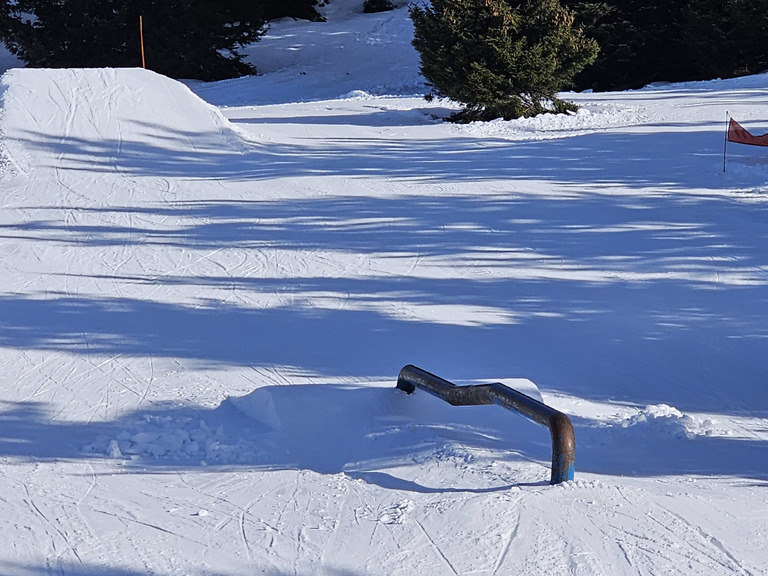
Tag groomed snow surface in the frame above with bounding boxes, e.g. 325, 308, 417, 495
1, 1, 768, 574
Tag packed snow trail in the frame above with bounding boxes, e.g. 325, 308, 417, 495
1, 13, 768, 574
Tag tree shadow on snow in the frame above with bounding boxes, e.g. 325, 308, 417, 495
0, 563, 154, 576
1, 382, 767, 482
1, 559, 361, 576
0, 384, 557, 488
14, 120, 768, 190
1, 191, 767, 415
1, 122, 768, 481
573, 414, 768, 480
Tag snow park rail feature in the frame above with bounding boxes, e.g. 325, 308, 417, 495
396, 365, 576, 484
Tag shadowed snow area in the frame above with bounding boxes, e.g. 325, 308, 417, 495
1, 5, 768, 574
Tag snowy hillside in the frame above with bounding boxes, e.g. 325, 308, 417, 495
1, 1, 767, 574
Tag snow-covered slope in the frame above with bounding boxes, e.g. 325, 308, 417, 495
1, 2, 768, 574
1, 67, 246, 176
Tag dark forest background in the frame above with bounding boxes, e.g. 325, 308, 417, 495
1, 0, 767, 87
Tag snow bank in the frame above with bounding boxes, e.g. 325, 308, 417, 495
0, 67, 248, 177
193, 4, 425, 105
620, 403, 733, 440
461, 103, 650, 140
85, 379, 547, 475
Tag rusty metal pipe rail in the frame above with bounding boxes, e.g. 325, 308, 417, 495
396, 364, 575, 484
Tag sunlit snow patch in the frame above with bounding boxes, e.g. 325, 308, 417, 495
621, 403, 733, 440
461, 103, 649, 141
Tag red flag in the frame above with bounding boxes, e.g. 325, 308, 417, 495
727, 117, 768, 147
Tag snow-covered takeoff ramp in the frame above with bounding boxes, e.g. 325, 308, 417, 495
0, 67, 245, 178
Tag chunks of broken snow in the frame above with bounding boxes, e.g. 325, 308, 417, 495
86, 416, 256, 465
621, 404, 731, 440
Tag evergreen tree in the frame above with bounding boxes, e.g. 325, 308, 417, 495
261, 0, 325, 22
1, 0, 266, 80
363, 0, 395, 14
680, 0, 768, 80
410, 0, 598, 122
563, 0, 688, 90
564, 0, 768, 91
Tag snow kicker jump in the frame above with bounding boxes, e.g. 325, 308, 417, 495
0, 67, 246, 179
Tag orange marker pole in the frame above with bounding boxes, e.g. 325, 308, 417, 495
139, 15, 146, 69
723, 111, 729, 173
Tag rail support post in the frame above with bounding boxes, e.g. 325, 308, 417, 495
396, 364, 575, 484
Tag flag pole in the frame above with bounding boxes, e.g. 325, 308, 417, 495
723, 111, 729, 172
139, 15, 146, 69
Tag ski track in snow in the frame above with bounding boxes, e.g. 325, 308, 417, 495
2, 1, 768, 574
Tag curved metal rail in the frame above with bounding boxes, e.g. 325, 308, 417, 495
396, 364, 575, 484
